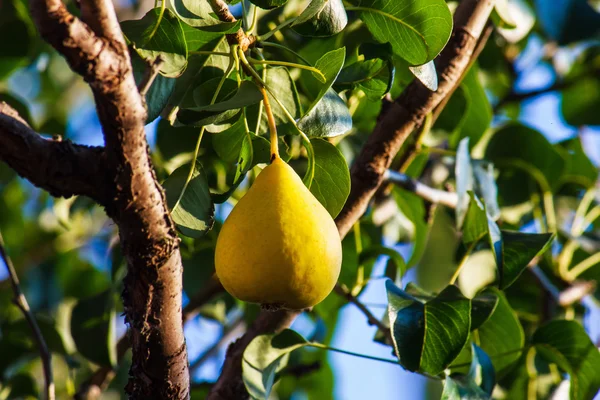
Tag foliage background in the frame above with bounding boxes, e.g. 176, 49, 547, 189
1, 0, 600, 398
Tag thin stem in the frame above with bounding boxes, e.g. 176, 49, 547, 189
253, 50, 268, 135
148, 0, 166, 41
334, 284, 391, 337
307, 343, 400, 366
173, 59, 235, 212
0, 231, 55, 400
353, 222, 365, 293
188, 51, 231, 57
566, 252, 600, 281
449, 239, 479, 285
260, 42, 312, 65
190, 316, 245, 373
247, 58, 326, 82
261, 85, 279, 160
572, 188, 597, 235
258, 18, 297, 41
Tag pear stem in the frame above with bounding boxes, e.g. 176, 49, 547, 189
260, 85, 279, 161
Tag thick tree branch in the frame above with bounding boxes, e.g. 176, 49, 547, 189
208, 1, 496, 398
27, 0, 190, 396
0, 103, 108, 203
335, 0, 496, 238
76, 276, 224, 399
0, 231, 55, 400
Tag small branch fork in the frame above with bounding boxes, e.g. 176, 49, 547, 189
0, 231, 55, 400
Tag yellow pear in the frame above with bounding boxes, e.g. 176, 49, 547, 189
215, 157, 342, 310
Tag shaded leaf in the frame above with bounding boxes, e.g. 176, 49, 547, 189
386, 282, 471, 375
499, 231, 554, 289
478, 288, 524, 377
130, 51, 176, 123
309, 138, 350, 217
71, 290, 117, 367
121, 8, 187, 77
243, 329, 309, 399
533, 320, 600, 400
163, 162, 215, 238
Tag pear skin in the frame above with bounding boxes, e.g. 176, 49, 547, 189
215, 158, 342, 310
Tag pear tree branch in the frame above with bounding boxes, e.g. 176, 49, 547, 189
0, 231, 55, 400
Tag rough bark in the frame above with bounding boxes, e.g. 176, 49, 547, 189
0, 103, 108, 203
0, 0, 191, 397
208, 0, 496, 398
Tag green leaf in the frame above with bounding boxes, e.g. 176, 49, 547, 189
243, 329, 309, 399
556, 136, 598, 189
469, 343, 496, 395
130, 51, 176, 123
156, 119, 199, 161
309, 138, 350, 217
485, 124, 566, 205
449, 64, 493, 149
169, 0, 220, 27
0, 0, 34, 80
246, 67, 302, 136
178, 77, 241, 127
292, 0, 348, 37
194, 81, 262, 112
499, 231, 554, 289
6, 373, 38, 400
121, 8, 187, 78
441, 375, 489, 400
562, 77, 600, 126
533, 320, 600, 400
297, 89, 352, 138
336, 57, 392, 100
347, 0, 453, 65
163, 162, 215, 238
386, 282, 471, 375
477, 288, 524, 377
249, 0, 288, 9
213, 117, 248, 162
182, 21, 241, 51
165, 39, 230, 120
71, 290, 117, 367
15, 314, 69, 356
470, 291, 499, 331
302, 48, 346, 111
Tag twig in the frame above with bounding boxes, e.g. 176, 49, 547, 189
334, 284, 391, 342
138, 56, 164, 97
208, 0, 255, 50
385, 170, 458, 208
189, 316, 245, 374
0, 231, 55, 400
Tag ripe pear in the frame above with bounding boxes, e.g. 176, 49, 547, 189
215, 157, 342, 310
